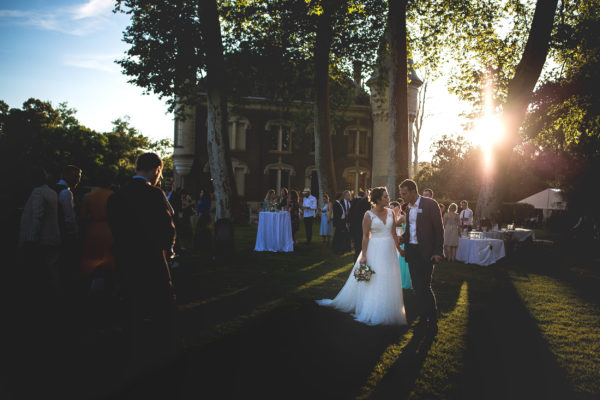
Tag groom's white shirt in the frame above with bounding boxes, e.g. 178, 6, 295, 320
408, 195, 422, 244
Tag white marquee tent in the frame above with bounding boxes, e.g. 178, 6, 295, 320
518, 188, 566, 220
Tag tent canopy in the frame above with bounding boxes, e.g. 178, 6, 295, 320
517, 188, 566, 210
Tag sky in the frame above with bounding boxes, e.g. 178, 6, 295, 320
0, 0, 470, 162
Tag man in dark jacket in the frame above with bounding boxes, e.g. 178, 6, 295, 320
398, 179, 444, 333
349, 190, 371, 261
107, 153, 177, 376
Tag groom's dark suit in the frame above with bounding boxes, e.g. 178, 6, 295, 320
403, 195, 444, 323
107, 177, 177, 367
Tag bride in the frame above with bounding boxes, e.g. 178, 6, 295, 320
316, 187, 407, 326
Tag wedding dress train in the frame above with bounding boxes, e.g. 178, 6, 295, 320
316, 209, 407, 326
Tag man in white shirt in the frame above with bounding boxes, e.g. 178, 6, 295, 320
302, 188, 317, 244
398, 179, 444, 334
459, 200, 473, 232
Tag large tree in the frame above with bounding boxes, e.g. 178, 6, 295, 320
221, 0, 386, 204
114, 0, 238, 224
387, 0, 409, 199
475, 0, 559, 222
199, 0, 237, 223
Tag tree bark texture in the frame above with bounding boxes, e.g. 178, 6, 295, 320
414, 79, 427, 178
387, 0, 409, 200
200, 0, 237, 221
313, 4, 339, 205
476, 0, 558, 223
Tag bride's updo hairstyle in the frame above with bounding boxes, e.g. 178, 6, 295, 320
369, 187, 387, 206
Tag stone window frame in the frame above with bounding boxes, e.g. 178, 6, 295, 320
265, 120, 293, 154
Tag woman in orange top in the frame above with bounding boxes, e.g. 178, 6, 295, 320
79, 181, 116, 278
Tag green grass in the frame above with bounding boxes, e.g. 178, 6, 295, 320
31, 223, 598, 400
170, 223, 600, 398
509, 271, 600, 396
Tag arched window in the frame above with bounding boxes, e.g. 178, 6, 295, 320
228, 116, 249, 151
264, 162, 295, 194
266, 120, 293, 153
343, 166, 370, 195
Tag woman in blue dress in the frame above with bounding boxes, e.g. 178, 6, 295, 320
391, 201, 412, 290
320, 194, 333, 244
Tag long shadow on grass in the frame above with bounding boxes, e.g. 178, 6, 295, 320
507, 242, 600, 308
460, 265, 573, 400
366, 265, 467, 399
181, 300, 409, 399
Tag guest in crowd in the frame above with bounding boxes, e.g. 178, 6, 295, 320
278, 187, 289, 211
163, 179, 182, 254
459, 200, 473, 232
444, 203, 460, 261
390, 200, 412, 290
178, 190, 195, 248
107, 152, 178, 379
349, 190, 370, 261
342, 190, 353, 250
319, 194, 333, 244
423, 188, 434, 199
263, 189, 276, 211
54, 165, 82, 240
289, 190, 300, 245
53, 165, 82, 298
194, 189, 213, 257
332, 192, 351, 255
163, 179, 181, 218
302, 188, 317, 244
18, 167, 62, 297
79, 173, 116, 294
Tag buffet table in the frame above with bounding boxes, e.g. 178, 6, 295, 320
481, 228, 535, 242
254, 211, 294, 252
456, 237, 506, 266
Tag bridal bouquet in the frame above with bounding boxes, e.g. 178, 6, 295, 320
354, 264, 375, 282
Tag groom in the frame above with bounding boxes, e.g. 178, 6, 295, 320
398, 179, 444, 332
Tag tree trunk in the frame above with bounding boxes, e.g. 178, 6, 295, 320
313, 5, 338, 206
387, 0, 409, 200
200, 0, 237, 255
414, 79, 427, 177
475, 0, 559, 224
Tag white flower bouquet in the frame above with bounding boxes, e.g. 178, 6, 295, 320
354, 264, 375, 282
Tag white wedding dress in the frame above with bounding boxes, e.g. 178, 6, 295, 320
316, 209, 407, 326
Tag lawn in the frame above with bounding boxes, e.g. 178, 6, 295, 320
5, 223, 600, 399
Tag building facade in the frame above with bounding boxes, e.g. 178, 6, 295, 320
173, 68, 422, 208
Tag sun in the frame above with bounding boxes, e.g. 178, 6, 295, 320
473, 114, 503, 152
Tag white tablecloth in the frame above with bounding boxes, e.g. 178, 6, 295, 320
481, 229, 535, 242
254, 211, 294, 252
456, 237, 505, 266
